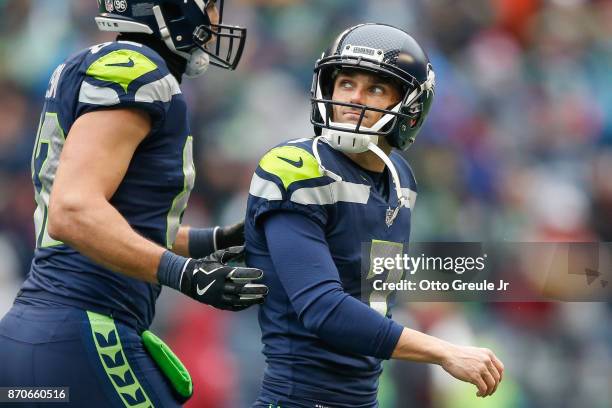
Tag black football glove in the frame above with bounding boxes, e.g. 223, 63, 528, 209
215, 221, 245, 250
179, 246, 267, 311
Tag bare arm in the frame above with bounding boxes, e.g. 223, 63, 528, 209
392, 327, 504, 397
47, 108, 165, 283
173, 226, 191, 257
46, 108, 267, 310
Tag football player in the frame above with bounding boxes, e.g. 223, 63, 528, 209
0, 1, 267, 406
246, 23, 504, 407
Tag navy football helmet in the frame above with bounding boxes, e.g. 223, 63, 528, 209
95, 0, 246, 70
311, 23, 435, 150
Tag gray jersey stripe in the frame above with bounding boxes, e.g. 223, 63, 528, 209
135, 74, 181, 103
251, 173, 410, 208
291, 181, 370, 205
78, 81, 120, 105
249, 173, 283, 200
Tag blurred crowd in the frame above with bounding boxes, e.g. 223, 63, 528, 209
0, 0, 610, 407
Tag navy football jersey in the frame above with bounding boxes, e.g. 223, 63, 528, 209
245, 138, 417, 405
19, 41, 194, 331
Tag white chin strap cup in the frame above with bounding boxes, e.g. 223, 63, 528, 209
320, 125, 376, 154
185, 48, 210, 77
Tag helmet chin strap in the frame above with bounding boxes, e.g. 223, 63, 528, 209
312, 135, 342, 181
366, 141, 409, 227
153, 5, 210, 77
153, 6, 190, 59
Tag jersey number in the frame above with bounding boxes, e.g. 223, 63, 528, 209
165, 136, 195, 248
32, 112, 65, 248
366, 240, 404, 316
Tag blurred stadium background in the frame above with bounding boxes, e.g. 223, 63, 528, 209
0, 0, 611, 407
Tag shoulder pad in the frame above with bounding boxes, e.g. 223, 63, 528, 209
86, 48, 159, 93
259, 145, 322, 189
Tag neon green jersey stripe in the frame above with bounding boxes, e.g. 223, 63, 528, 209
86, 311, 154, 408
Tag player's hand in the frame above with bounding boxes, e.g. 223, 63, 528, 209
179, 246, 268, 311
440, 345, 504, 398
215, 220, 244, 249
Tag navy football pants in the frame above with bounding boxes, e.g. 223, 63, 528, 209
0, 298, 182, 407
253, 394, 379, 408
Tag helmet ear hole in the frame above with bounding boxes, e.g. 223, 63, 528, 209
379, 119, 395, 134
395, 119, 416, 150
320, 67, 337, 99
